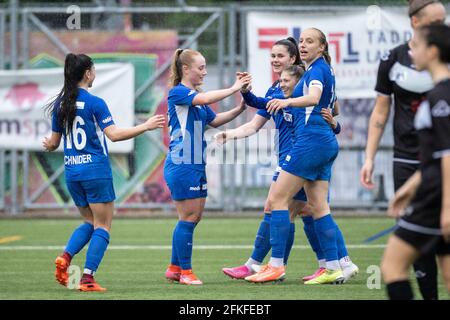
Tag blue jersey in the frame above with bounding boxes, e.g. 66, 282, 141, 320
166, 84, 216, 170
52, 88, 114, 182
291, 57, 336, 138
242, 83, 294, 162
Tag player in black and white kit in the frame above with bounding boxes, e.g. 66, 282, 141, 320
360, 0, 447, 300
381, 23, 450, 300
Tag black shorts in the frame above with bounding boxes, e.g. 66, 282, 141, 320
393, 161, 419, 191
394, 226, 450, 256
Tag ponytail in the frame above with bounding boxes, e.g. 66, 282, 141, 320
322, 42, 332, 65
169, 49, 184, 88
168, 48, 201, 88
44, 53, 93, 135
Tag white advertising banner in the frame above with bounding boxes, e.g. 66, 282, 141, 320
247, 8, 449, 99
0, 63, 135, 152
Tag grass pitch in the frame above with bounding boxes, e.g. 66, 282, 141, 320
0, 217, 447, 300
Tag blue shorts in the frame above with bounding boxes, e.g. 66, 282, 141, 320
164, 163, 207, 201
282, 134, 338, 181
272, 165, 308, 202
66, 179, 116, 207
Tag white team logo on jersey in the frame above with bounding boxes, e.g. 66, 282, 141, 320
102, 116, 112, 124
76, 101, 85, 109
283, 111, 293, 122
431, 100, 450, 117
188, 90, 196, 96
380, 51, 390, 61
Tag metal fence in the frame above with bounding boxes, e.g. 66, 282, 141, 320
1, 1, 400, 214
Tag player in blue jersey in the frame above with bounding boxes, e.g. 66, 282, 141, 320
217, 38, 305, 280
164, 48, 251, 285
43, 53, 165, 291
246, 28, 354, 284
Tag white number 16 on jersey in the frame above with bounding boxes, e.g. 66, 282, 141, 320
66, 116, 87, 150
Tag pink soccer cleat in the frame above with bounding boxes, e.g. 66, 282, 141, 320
165, 264, 181, 282
222, 265, 254, 279
302, 267, 326, 282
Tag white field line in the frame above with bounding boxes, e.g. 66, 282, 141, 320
0, 244, 386, 251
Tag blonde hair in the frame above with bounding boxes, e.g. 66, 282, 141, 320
168, 48, 201, 88
310, 28, 331, 65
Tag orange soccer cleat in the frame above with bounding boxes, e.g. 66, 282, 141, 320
179, 269, 203, 285
165, 264, 182, 282
78, 275, 107, 292
54, 254, 70, 287
244, 264, 285, 283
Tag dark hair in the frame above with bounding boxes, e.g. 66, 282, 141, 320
418, 24, 450, 63
169, 48, 201, 87
274, 37, 301, 65
281, 65, 305, 80
408, 0, 440, 17
310, 28, 331, 65
45, 53, 93, 135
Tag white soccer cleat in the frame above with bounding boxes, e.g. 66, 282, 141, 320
342, 263, 359, 283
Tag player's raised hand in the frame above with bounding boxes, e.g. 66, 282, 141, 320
232, 74, 252, 92
266, 98, 290, 115
237, 72, 252, 93
360, 160, 375, 189
145, 114, 166, 130
214, 131, 227, 145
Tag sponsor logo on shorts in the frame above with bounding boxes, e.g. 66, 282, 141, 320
189, 184, 208, 191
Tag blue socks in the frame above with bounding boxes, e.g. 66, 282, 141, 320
250, 213, 272, 263
65, 222, 94, 257
302, 216, 325, 261
171, 223, 180, 266
270, 210, 290, 259
314, 214, 339, 264
173, 221, 197, 270
84, 228, 110, 274
335, 225, 349, 259
283, 223, 295, 265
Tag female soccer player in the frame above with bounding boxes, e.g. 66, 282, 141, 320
245, 28, 350, 284
164, 48, 251, 285
219, 38, 306, 280
381, 24, 450, 300
220, 66, 349, 282
43, 53, 165, 291
360, 0, 446, 299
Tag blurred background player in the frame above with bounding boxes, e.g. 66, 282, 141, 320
360, 0, 446, 299
164, 48, 251, 285
381, 24, 450, 300
245, 28, 352, 284
43, 53, 165, 292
